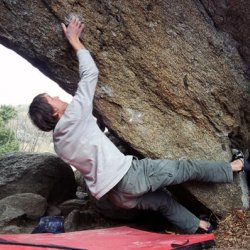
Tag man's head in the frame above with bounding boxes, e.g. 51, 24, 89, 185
29, 93, 68, 132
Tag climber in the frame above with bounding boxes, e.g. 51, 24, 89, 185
28, 17, 250, 234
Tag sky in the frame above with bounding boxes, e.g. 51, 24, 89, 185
0, 44, 72, 106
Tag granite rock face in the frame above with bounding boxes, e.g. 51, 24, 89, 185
201, 0, 250, 71
0, 0, 250, 215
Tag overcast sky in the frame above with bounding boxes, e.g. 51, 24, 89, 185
0, 44, 72, 106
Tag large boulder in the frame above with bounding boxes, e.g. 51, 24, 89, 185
0, 193, 47, 233
0, 205, 25, 228
0, 193, 47, 220
0, 153, 77, 204
0, 1, 250, 215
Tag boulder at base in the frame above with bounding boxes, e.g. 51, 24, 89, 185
0, 153, 77, 204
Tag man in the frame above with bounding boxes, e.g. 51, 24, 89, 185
29, 17, 249, 234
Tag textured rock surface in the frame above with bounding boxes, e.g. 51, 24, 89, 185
0, 1, 250, 215
0, 193, 47, 220
0, 153, 77, 204
201, 0, 250, 70
0, 204, 25, 227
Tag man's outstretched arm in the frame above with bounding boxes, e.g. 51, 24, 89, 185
61, 17, 85, 52
61, 16, 99, 104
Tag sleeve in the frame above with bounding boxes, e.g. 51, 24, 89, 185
65, 49, 99, 122
76, 49, 99, 103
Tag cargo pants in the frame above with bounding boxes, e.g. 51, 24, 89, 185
107, 158, 233, 233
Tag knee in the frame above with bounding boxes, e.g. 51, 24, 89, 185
107, 191, 138, 209
137, 191, 172, 212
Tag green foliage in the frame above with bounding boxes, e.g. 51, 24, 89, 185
0, 105, 17, 124
0, 105, 19, 153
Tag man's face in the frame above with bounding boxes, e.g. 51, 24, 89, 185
43, 94, 68, 117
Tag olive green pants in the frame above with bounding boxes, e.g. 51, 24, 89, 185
108, 158, 233, 233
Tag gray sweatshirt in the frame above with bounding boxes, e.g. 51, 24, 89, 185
53, 49, 133, 199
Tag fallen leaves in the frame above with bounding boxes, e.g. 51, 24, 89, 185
214, 209, 250, 249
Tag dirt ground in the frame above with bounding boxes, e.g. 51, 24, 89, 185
212, 209, 250, 249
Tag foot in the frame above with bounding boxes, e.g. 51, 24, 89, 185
199, 220, 210, 231
231, 159, 244, 172
198, 220, 215, 233
231, 149, 250, 172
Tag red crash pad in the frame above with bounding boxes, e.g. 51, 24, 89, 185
0, 226, 215, 250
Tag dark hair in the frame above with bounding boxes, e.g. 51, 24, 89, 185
28, 93, 59, 132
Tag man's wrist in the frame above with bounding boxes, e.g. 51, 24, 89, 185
69, 38, 85, 52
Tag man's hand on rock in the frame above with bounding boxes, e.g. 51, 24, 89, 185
61, 17, 85, 52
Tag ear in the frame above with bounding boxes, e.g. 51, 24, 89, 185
52, 108, 59, 118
